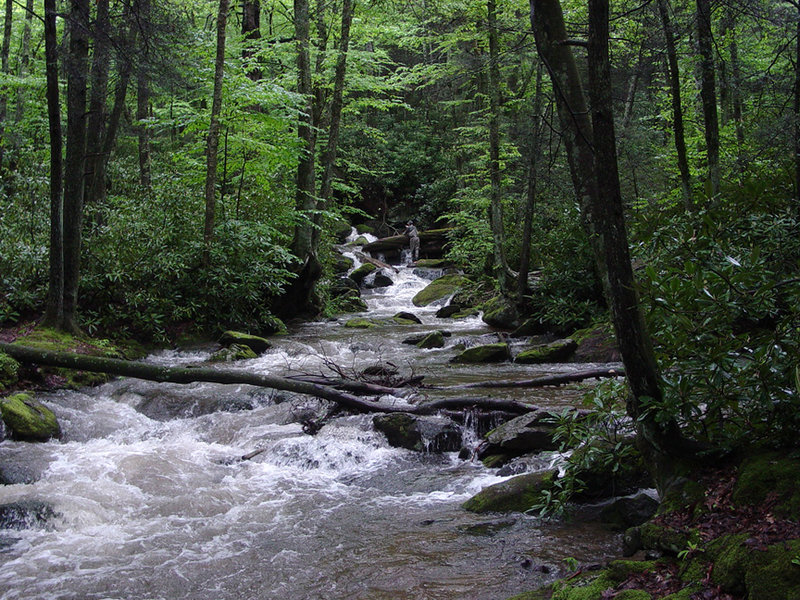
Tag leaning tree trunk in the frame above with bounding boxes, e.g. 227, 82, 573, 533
62, 0, 91, 333
203, 0, 230, 264
43, 0, 64, 327
696, 0, 720, 196
657, 0, 692, 209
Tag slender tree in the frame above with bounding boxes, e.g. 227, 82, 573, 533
203, 0, 230, 262
85, 0, 111, 208
696, 0, 720, 195
43, 0, 64, 327
242, 0, 262, 81
0, 0, 12, 168
137, 0, 152, 189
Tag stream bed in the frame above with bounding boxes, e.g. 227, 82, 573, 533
0, 251, 623, 600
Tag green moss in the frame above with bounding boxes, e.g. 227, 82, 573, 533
344, 318, 378, 329
706, 533, 749, 595
0, 352, 20, 390
416, 331, 445, 349
0, 393, 61, 442
481, 454, 510, 468
657, 478, 706, 515
551, 572, 616, 600
742, 538, 800, 600
218, 331, 271, 354
349, 263, 378, 284
209, 344, 258, 362
733, 452, 800, 519
450, 343, 510, 364
515, 339, 577, 364
414, 259, 457, 269
462, 471, 556, 513
412, 274, 467, 307
606, 560, 658, 582
392, 317, 419, 326
639, 523, 699, 555
660, 587, 699, 600
504, 589, 553, 600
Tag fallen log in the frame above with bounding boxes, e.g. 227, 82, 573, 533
0, 342, 412, 414
354, 251, 399, 273
437, 366, 624, 390
413, 397, 537, 415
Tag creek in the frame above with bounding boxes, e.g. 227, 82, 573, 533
0, 242, 622, 600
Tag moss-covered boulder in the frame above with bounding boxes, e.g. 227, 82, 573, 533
463, 470, 557, 513
373, 412, 461, 452
371, 272, 394, 288
450, 343, 511, 364
570, 323, 620, 362
478, 411, 559, 458
218, 330, 271, 354
599, 493, 659, 531
413, 258, 457, 269
412, 274, 468, 307
333, 253, 355, 274
209, 344, 258, 362
515, 339, 578, 364
481, 296, 520, 330
0, 393, 61, 442
416, 331, 445, 349
344, 318, 379, 328
393, 311, 422, 324
349, 263, 378, 285
0, 352, 20, 390
732, 451, 800, 519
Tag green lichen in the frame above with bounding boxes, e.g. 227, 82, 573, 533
0, 393, 61, 441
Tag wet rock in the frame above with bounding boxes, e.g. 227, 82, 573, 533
393, 311, 422, 324
412, 274, 468, 307
208, 344, 258, 362
330, 276, 360, 298
344, 318, 378, 329
462, 470, 557, 513
219, 330, 271, 354
600, 493, 659, 531
510, 317, 551, 338
450, 343, 510, 364
514, 338, 578, 364
435, 304, 464, 318
117, 384, 256, 421
349, 263, 378, 285
571, 323, 620, 362
0, 500, 57, 530
413, 258, 457, 269
0, 393, 61, 442
333, 254, 355, 274
477, 411, 559, 458
416, 331, 445, 349
371, 272, 394, 288
373, 412, 461, 453
402, 330, 451, 345
481, 296, 521, 330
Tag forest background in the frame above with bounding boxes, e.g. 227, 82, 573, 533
0, 0, 799, 485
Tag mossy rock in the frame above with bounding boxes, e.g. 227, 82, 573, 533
393, 311, 422, 324
550, 570, 616, 600
463, 470, 557, 513
349, 235, 371, 246
412, 274, 468, 307
416, 331, 445, 349
504, 589, 553, 600
349, 263, 378, 285
742, 538, 800, 600
344, 318, 378, 329
0, 352, 20, 390
219, 330, 271, 354
515, 339, 578, 364
639, 522, 699, 555
13, 327, 123, 359
570, 323, 620, 362
732, 451, 800, 519
481, 453, 511, 468
373, 412, 461, 452
450, 343, 510, 364
208, 344, 258, 362
260, 316, 288, 336
414, 258, 457, 269
331, 219, 353, 242
481, 296, 520, 330
355, 223, 375, 235
480, 411, 559, 456
0, 393, 61, 442
338, 295, 369, 313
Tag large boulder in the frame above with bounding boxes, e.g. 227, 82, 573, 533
462, 470, 557, 513
450, 343, 510, 364
209, 344, 258, 363
478, 411, 560, 459
219, 331, 271, 354
514, 338, 578, 364
481, 296, 520, 330
373, 412, 462, 453
393, 311, 422, 324
349, 263, 378, 285
412, 274, 467, 307
0, 393, 61, 442
599, 493, 659, 531
416, 331, 445, 349
370, 272, 394, 288
571, 323, 620, 362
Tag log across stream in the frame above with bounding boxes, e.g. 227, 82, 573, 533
0, 253, 625, 600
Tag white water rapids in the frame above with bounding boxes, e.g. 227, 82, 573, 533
0, 245, 621, 599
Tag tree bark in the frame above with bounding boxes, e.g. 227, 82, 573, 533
14, 0, 33, 124
696, 0, 720, 196
242, 0, 262, 81
443, 366, 624, 389
0, 0, 13, 168
657, 0, 692, 209
137, 0, 152, 190
203, 0, 230, 262
84, 0, 111, 208
43, 0, 64, 328
796, 2, 800, 202
487, 0, 510, 293
62, 0, 91, 333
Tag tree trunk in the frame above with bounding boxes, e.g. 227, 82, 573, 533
315, 0, 355, 247
43, 0, 64, 327
137, 0, 152, 190
657, 0, 692, 209
487, 0, 510, 294
517, 63, 544, 300
796, 3, 800, 202
203, 0, 230, 262
62, 0, 91, 333
84, 0, 111, 209
242, 0, 262, 81
0, 0, 13, 168
14, 0, 34, 124
696, 0, 720, 196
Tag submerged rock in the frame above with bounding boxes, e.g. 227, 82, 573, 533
450, 343, 510, 364
393, 311, 422, 324
219, 331, 271, 354
478, 411, 560, 458
371, 272, 394, 288
344, 318, 378, 329
209, 344, 258, 363
373, 412, 461, 453
349, 263, 378, 286
416, 331, 445, 349
0, 393, 61, 442
0, 500, 57, 530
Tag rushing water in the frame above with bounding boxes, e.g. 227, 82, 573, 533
0, 244, 622, 600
